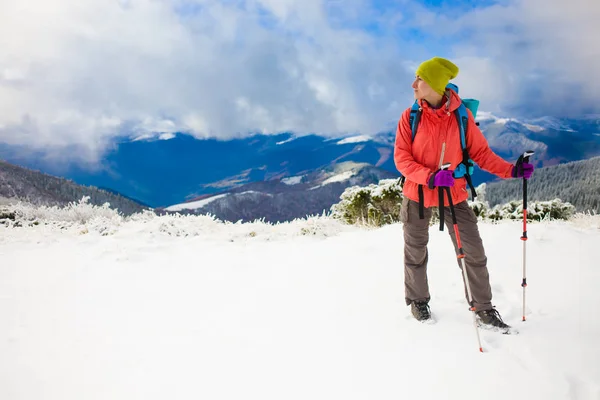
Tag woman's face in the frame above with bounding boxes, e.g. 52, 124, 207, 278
412, 76, 437, 100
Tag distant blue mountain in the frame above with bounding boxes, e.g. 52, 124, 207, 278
1, 114, 599, 208
0, 133, 398, 207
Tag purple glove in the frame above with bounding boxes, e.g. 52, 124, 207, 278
428, 169, 455, 189
512, 162, 534, 179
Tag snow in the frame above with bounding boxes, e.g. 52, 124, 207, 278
523, 123, 545, 133
1, 208, 600, 400
282, 175, 303, 185
526, 117, 576, 132
132, 132, 176, 141
310, 170, 357, 190
337, 135, 372, 145
322, 170, 356, 184
131, 133, 153, 141
236, 190, 272, 197
164, 193, 228, 211
276, 137, 296, 145
158, 132, 176, 140
323, 171, 357, 185
167, 192, 272, 211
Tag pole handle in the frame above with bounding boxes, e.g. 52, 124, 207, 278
516, 151, 535, 173
516, 151, 534, 211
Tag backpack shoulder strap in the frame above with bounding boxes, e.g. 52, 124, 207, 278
454, 103, 477, 199
406, 101, 425, 219
408, 101, 422, 141
455, 103, 469, 149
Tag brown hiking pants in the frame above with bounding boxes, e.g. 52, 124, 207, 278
400, 197, 493, 311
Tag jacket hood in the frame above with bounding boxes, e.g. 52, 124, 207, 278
418, 88, 462, 117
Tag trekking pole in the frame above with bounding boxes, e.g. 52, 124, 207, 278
440, 163, 483, 353
517, 151, 535, 321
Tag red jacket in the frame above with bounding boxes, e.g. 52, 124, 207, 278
394, 89, 514, 207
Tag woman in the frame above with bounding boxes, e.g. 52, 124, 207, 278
394, 57, 533, 328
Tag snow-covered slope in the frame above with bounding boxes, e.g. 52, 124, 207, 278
164, 193, 229, 212
336, 135, 372, 145
162, 162, 397, 222
0, 160, 149, 215
1, 209, 599, 400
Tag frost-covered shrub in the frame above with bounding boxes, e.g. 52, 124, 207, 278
0, 197, 355, 241
570, 210, 600, 230
0, 197, 124, 235
330, 180, 493, 227
469, 200, 490, 219
370, 179, 404, 222
330, 179, 403, 226
293, 214, 349, 237
486, 199, 575, 222
0, 208, 16, 222
330, 180, 576, 226
485, 200, 521, 221
1, 196, 122, 226
530, 199, 576, 221
469, 184, 491, 218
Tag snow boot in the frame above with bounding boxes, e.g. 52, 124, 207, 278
411, 301, 431, 321
476, 308, 511, 330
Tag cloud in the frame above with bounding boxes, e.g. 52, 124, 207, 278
423, 0, 600, 117
0, 0, 599, 166
0, 0, 415, 164
359, 0, 600, 118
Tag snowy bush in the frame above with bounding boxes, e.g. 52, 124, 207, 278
330, 179, 403, 226
0, 196, 356, 241
469, 200, 490, 218
0, 192, 583, 243
469, 184, 491, 218
0, 197, 122, 231
330, 180, 576, 226
528, 199, 576, 221
485, 199, 575, 222
570, 210, 600, 230
330, 180, 493, 227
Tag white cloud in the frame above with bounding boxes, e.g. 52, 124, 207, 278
1, 0, 598, 166
375, 0, 600, 118
0, 0, 414, 164
442, 0, 600, 116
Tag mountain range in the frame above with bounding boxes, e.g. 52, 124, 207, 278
1, 113, 599, 221
0, 160, 149, 216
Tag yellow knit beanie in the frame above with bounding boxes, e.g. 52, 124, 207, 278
416, 57, 460, 95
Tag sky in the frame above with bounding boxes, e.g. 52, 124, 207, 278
1, 0, 599, 165
1, 202, 600, 399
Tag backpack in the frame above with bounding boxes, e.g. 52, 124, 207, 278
400, 82, 479, 202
